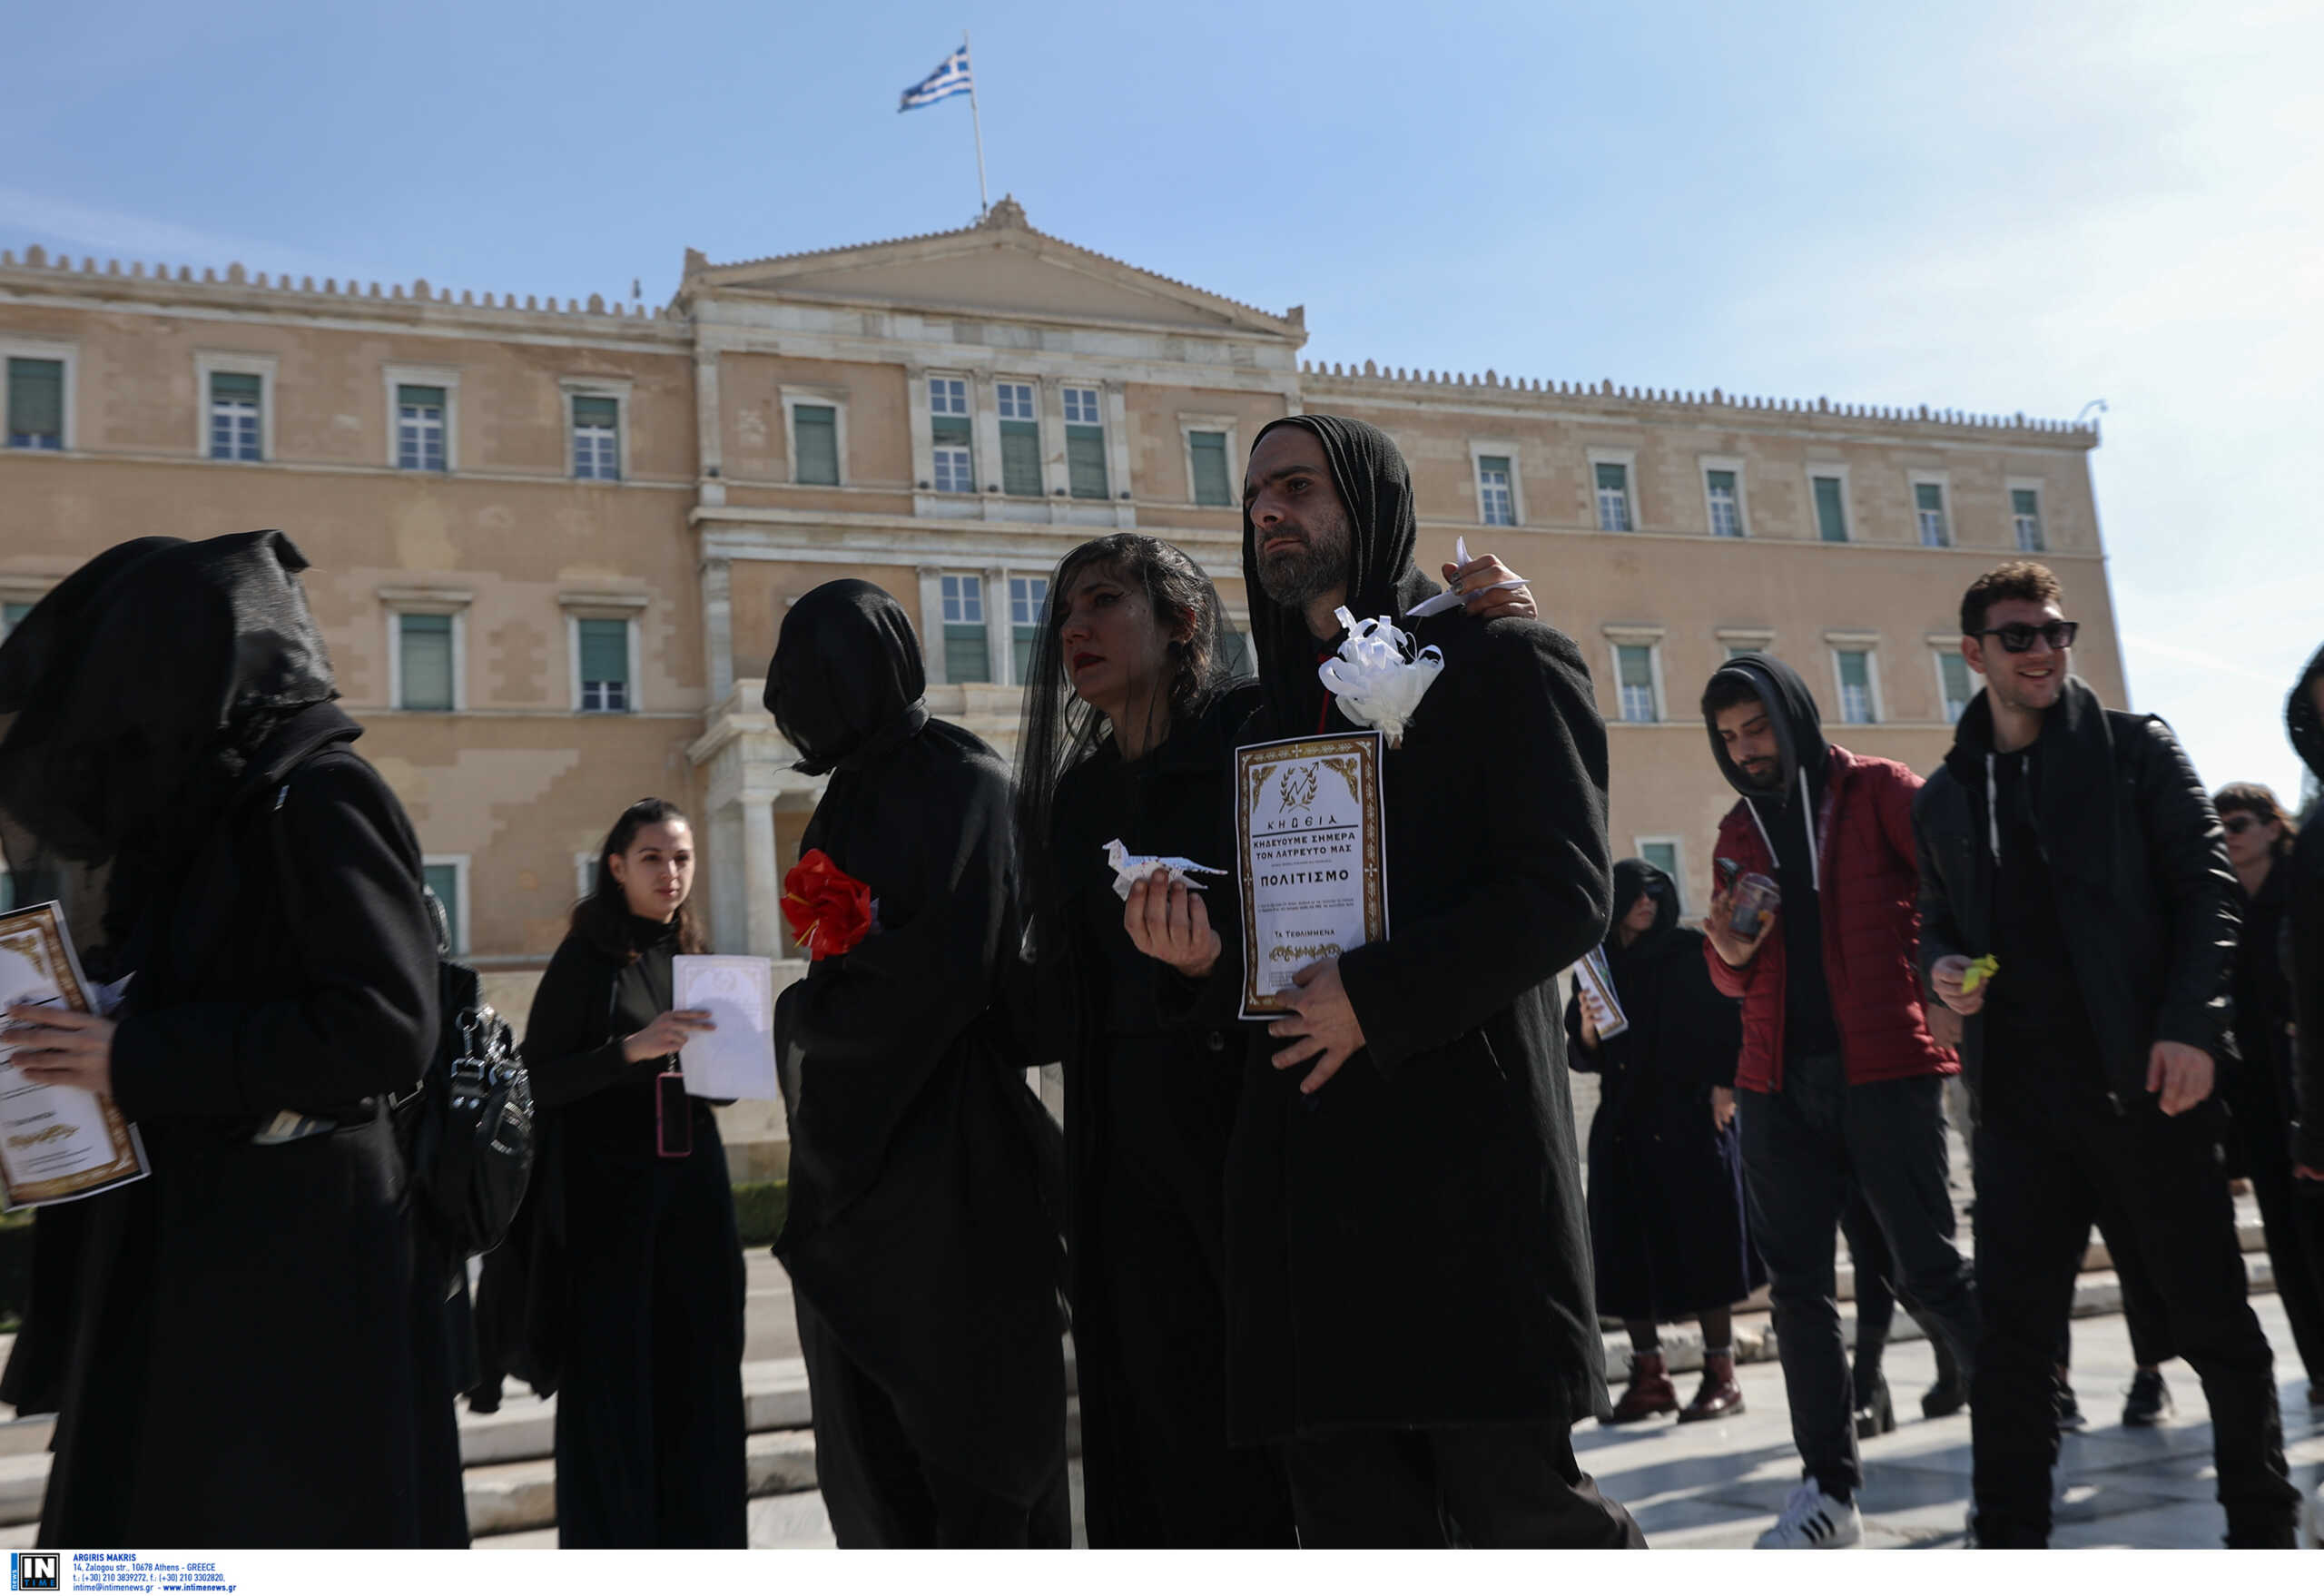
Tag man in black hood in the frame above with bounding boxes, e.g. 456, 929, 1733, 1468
764, 580, 1070, 1548
1697, 652, 1976, 1548
1217, 415, 1641, 1548
2288, 645, 2324, 1189
1915, 561, 2298, 1547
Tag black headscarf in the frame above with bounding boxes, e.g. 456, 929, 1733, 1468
0, 531, 338, 951
764, 580, 931, 777
1609, 857, 1680, 949
2290, 642, 2324, 811
1242, 414, 1442, 733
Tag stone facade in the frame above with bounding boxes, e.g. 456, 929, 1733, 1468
0, 203, 2113, 1167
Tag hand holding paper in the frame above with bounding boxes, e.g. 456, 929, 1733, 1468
672, 955, 780, 1102
1104, 838, 1227, 902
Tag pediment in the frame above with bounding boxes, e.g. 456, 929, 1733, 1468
688, 202, 1303, 341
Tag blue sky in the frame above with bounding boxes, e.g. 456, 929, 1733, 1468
11, 0, 2320, 801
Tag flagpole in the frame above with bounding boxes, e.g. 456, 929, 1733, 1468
964, 30, 990, 218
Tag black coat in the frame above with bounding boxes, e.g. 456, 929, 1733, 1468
769, 584, 1067, 1511
1564, 865, 1758, 1322
1223, 610, 1614, 1440
1915, 676, 2240, 1109
2287, 644, 2324, 1167
12, 704, 468, 1547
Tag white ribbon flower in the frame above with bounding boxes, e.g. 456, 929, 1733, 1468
1103, 839, 1229, 902
1316, 606, 1444, 748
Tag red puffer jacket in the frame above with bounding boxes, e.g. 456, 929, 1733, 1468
1703, 746, 1955, 1091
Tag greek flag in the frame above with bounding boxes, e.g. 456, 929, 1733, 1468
899, 47, 972, 111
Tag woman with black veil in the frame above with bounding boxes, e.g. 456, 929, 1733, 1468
1013, 532, 1533, 1548
766, 578, 1069, 1549
0, 531, 466, 1547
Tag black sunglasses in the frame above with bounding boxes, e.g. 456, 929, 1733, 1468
1976, 619, 2079, 654
2221, 815, 2263, 836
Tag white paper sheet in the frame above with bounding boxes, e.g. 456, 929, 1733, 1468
672, 955, 780, 1102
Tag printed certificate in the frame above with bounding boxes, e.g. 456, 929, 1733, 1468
672, 954, 781, 1101
1572, 946, 1630, 1040
0, 901, 148, 1209
1234, 732, 1389, 1019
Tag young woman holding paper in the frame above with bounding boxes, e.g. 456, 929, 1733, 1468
1013, 533, 1532, 1547
514, 797, 747, 1548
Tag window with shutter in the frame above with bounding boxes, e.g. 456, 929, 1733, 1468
1813, 476, 1848, 542
793, 404, 839, 486
578, 618, 632, 712
1837, 649, 1875, 724
1707, 468, 1742, 537
998, 383, 1041, 496
397, 384, 447, 472
1617, 644, 1658, 722
2012, 488, 2044, 552
1063, 387, 1107, 499
940, 575, 990, 683
399, 613, 455, 711
572, 394, 620, 480
1594, 463, 1632, 532
209, 370, 262, 461
1009, 576, 1048, 682
1188, 431, 1232, 506
1477, 456, 1515, 527
1915, 482, 1951, 547
1939, 652, 1974, 720
6, 359, 64, 450
421, 863, 462, 955
1640, 841, 1679, 881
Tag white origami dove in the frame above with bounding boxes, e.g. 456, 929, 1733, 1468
1403, 537, 1528, 618
1104, 838, 1228, 901
1316, 607, 1444, 747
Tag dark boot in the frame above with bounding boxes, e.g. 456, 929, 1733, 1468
1923, 1335, 1969, 1419
1853, 1373, 1896, 1438
1679, 1350, 1746, 1423
1603, 1351, 1679, 1424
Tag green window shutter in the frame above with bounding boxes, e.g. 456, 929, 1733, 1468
1000, 419, 1041, 496
793, 405, 839, 485
1188, 430, 1232, 506
1640, 841, 1679, 881
578, 617, 630, 687
210, 371, 261, 399
943, 626, 991, 684
1940, 653, 1974, 717
1838, 651, 1869, 691
421, 863, 461, 954
8, 359, 64, 440
1, 601, 31, 639
2011, 488, 2038, 517
931, 414, 970, 442
1012, 627, 1039, 683
397, 383, 446, 410
1813, 477, 1847, 542
1066, 424, 1108, 498
399, 613, 455, 711
572, 395, 617, 427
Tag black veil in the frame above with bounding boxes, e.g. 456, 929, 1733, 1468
1011, 534, 1246, 963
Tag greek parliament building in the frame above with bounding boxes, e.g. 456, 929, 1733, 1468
0, 200, 2114, 1162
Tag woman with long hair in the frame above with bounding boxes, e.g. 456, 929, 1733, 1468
519, 797, 747, 1547
0, 531, 466, 1547
1013, 531, 1532, 1547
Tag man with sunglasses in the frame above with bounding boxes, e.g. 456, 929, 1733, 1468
1915, 561, 2299, 1548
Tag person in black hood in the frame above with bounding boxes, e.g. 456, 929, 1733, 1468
765, 579, 1070, 1549
1202, 415, 1640, 1548
0, 531, 466, 1547
2288, 646, 2324, 1190
1916, 561, 2297, 1548
1698, 652, 1976, 1548
1563, 859, 1758, 1426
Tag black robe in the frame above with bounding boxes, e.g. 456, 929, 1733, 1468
1221, 415, 1615, 1442
1038, 685, 1295, 1548
2289, 644, 2324, 1169
767, 581, 1067, 1540
13, 707, 468, 1546
517, 919, 748, 1548
0, 534, 465, 1548
1564, 861, 1759, 1322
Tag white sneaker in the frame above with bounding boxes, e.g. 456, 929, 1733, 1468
1754, 1479, 1864, 1549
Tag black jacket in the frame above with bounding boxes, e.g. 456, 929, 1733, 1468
2287, 643, 2324, 1165
1915, 675, 2240, 1109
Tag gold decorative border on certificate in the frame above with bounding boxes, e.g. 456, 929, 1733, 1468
1234, 732, 1390, 1017
0, 903, 144, 1205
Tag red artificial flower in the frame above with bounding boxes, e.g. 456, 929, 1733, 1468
783, 849, 873, 961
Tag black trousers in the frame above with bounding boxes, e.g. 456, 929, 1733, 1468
1284, 1422, 1645, 1549
554, 1132, 749, 1549
2227, 1077, 2324, 1389
797, 1301, 1072, 1549
1738, 1054, 1981, 1498
1971, 1096, 2299, 1548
